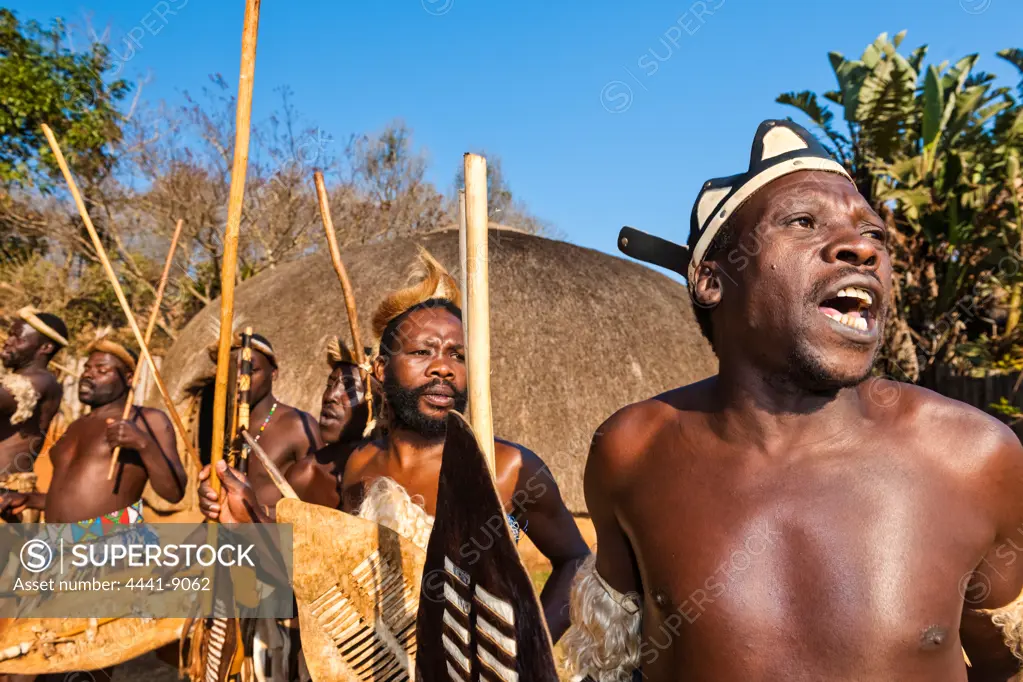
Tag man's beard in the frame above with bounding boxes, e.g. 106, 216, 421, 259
383, 372, 468, 438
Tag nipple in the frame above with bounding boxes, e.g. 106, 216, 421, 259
920, 625, 948, 651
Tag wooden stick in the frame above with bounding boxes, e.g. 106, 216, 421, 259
313, 170, 373, 419
236, 327, 253, 474
241, 431, 298, 499
210, 0, 261, 496
108, 218, 184, 479
463, 153, 496, 473
458, 188, 469, 359
41, 124, 199, 474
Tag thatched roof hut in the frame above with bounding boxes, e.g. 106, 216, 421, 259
153, 228, 716, 514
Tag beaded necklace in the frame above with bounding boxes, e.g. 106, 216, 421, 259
253, 401, 278, 442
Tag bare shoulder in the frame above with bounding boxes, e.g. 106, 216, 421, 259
493, 438, 550, 485
136, 406, 172, 428
17, 367, 61, 397
874, 381, 1018, 460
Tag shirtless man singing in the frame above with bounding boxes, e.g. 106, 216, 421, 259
565, 120, 1023, 681
0, 337, 185, 525
0, 308, 66, 515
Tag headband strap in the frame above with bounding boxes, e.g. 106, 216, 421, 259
85, 339, 137, 372
17, 307, 68, 347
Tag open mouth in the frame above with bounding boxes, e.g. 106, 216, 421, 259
818, 286, 875, 334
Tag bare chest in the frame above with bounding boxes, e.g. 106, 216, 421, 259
622, 439, 988, 673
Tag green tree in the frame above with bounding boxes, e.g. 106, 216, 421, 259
778, 32, 1023, 385
0, 9, 129, 189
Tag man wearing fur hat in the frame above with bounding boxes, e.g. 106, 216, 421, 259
0, 338, 185, 526
286, 335, 370, 508
0, 308, 67, 521
565, 120, 1023, 681
199, 249, 590, 642
209, 332, 323, 507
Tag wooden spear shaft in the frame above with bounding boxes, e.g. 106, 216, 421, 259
210, 0, 261, 495
108, 217, 184, 479
41, 124, 199, 472
458, 188, 469, 361
313, 170, 372, 417
463, 153, 496, 473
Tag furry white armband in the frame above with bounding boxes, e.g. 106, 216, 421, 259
356, 476, 435, 552
562, 554, 642, 682
978, 595, 1023, 663
0, 368, 39, 426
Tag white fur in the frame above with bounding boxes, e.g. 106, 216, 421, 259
356, 476, 435, 551
0, 367, 39, 425
562, 554, 642, 682
980, 597, 1023, 663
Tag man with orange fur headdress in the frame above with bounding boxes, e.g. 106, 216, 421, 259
198, 248, 590, 642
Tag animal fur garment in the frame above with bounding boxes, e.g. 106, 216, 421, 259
17, 306, 67, 347
85, 338, 137, 372
562, 554, 643, 682
325, 335, 359, 368
978, 595, 1023, 663
204, 315, 276, 366
370, 247, 462, 342
0, 366, 39, 426
356, 476, 435, 552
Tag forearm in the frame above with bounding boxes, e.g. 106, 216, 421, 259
25, 491, 46, 511
540, 555, 586, 643
137, 441, 186, 502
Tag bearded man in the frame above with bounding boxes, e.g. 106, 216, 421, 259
0, 308, 67, 517
286, 335, 370, 508
199, 250, 590, 642
564, 120, 1023, 682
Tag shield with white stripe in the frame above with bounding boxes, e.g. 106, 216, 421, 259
415, 412, 558, 682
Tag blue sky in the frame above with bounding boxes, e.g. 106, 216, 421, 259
16, 1, 1023, 267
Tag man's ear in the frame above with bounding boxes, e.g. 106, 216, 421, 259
272, 367, 279, 382
693, 261, 725, 310
124, 370, 135, 390
372, 355, 387, 386
37, 341, 56, 360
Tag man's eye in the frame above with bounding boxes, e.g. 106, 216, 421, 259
865, 228, 886, 242
453, 352, 465, 362
790, 216, 814, 228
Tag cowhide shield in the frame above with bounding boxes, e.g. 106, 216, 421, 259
276, 497, 427, 681
0, 617, 185, 674
415, 412, 558, 682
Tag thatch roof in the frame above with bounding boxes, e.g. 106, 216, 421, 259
154, 228, 717, 513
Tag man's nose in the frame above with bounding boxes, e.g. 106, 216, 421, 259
428, 357, 456, 380
824, 229, 880, 270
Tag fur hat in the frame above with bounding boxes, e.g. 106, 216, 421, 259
326, 335, 359, 368
84, 328, 138, 372
370, 247, 462, 342
205, 316, 277, 367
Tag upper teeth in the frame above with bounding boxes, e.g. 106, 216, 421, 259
837, 287, 873, 305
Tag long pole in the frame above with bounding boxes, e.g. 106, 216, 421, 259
41, 125, 199, 472
463, 153, 495, 473
313, 170, 372, 419
108, 218, 184, 479
210, 0, 261, 495
458, 188, 469, 358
